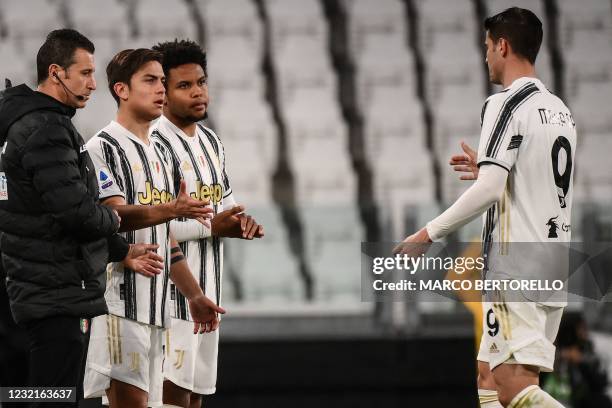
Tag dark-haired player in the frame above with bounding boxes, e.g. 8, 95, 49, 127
150, 39, 263, 408
396, 8, 575, 407
83, 49, 224, 408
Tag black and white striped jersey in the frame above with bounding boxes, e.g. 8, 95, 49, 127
478, 77, 577, 253
87, 120, 174, 328
151, 115, 235, 321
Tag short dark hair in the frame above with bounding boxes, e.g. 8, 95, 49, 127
484, 7, 543, 64
152, 39, 207, 82
106, 48, 163, 105
37, 29, 95, 84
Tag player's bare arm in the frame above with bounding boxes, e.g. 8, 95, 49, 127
168, 236, 225, 334
449, 141, 479, 181
212, 205, 264, 240
102, 180, 213, 232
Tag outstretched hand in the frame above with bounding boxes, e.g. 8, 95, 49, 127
172, 179, 214, 220
449, 141, 479, 181
393, 227, 432, 257
188, 294, 226, 334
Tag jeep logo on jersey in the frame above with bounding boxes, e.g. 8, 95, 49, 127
138, 181, 174, 205
190, 180, 223, 205
99, 169, 113, 190
546, 216, 559, 238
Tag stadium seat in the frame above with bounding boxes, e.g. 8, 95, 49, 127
416, 0, 477, 51
213, 107, 277, 174
575, 134, 612, 202
485, 0, 545, 22
74, 90, 117, 141
345, 0, 405, 20
354, 33, 416, 103
200, 0, 258, 18
266, 0, 323, 19
132, 0, 196, 39
563, 29, 612, 96
266, 0, 326, 43
227, 207, 304, 303
363, 96, 425, 163
534, 47, 554, 91
273, 34, 335, 102
558, 0, 612, 49
0, 40, 33, 86
302, 205, 364, 303
424, 27, 485, 105
345, 0, 407, 53
67, 0, 128, 39
200, 0, 261, 41
433, 81, 486, 138
282, 87, 345, 147
222, 134, 276, 183
211, 83, 266, 115
291, 133, 356, 206
1, 0, 64, 38
563, 28, 612, 65
569, 80, 612, 134
207, 35, 262, 85
371, 140, 435, 204
93, 37, 120, 68
364, 84, 420, 117
221, 145, 274, 207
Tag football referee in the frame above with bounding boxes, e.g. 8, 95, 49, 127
0, 29, 169, 407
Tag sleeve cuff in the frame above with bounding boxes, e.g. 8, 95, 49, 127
99, 192, 126, 200
425, 222, 441, 242
477, 158, 511, 172
201, 225, 212, 239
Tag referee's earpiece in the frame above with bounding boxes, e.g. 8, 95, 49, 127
53, 70, 86, 101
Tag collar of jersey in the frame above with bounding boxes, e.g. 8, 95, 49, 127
504, 76, 541, 92
159, 115, 200, 145
108, 120, 153, 148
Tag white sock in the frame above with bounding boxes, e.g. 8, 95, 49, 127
162, 405, 183, 408
478, 389, 504, 407
507, 385, 565, 408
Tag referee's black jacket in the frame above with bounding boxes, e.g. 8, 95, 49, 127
0, 84, 126, 324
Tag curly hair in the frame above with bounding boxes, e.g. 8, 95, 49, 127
152, 39, 207, 81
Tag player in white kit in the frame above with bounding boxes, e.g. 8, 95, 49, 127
396, 8, 575, 408
83, 48, 224, 408
150, 39, 264, 408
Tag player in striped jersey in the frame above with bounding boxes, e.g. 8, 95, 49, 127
83, 49, 225, 408
396, 8, 574, 408
150, 39, 264, 408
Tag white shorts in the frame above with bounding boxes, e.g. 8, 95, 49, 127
84, 314, 164, 407
163, 317, 219, 395
477, 298, 563, 372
